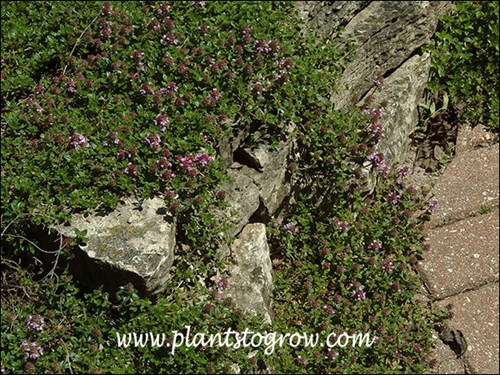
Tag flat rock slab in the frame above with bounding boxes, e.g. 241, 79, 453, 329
435, 283, 499, 375
55, 197, 176, 297
429, 145, 499, 228
418, 209, 499, 299
225, 223, 273, 325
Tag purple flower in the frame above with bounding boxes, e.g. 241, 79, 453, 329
131, 50, 144, 62
159, 82, 178, 98
390, 282, 402, 294
272, 218, 283, 228
69, 133, 90, 149
428, 198, 440, 212
250, 80, 267, 96
377, 163, 391, 175
254, 39, 280, 56
380, 261, 393, 272
363, 107, 383, 122
283, 222, 299, 235
368, 240, 382, 251
125, 162, 137, 176
325, 348, 339, 360
162, 32, 178, 46
145, 133, 161, 150
139, 82, 154, 95
157, 3, 171, 14
349, 282, 366, 301
368, 151, 384, 166
26, 314, 44, 332
208, 277, 230, 299
368, 121, 385, 140
388, 191, 400, 205
373, 75, 384, 87
338, 220, 350, 232
194, 153, 213, 167
396, 165, 411, 177
207, 88, 221, 101
20, 341, 43, 360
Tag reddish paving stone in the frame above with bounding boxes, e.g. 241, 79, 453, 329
426, 334, 465, 374
418, 209, 499, 299
429, 144, 499, 228
435, 283, 499, 375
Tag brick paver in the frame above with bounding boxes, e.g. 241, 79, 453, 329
429, 145, 499, 228
426, 336, 465, 374
418, 134, 499, 374
418, 209, 499, 299
435, 283, 500, 375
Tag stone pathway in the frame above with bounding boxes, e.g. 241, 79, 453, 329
416, 125, 499, 374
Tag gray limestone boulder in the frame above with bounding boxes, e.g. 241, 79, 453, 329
216, 168, 261, 239
224, 223, 274, 324
330, 1, 450, 110
54, 197, 176, 297
238, 141, 293, 219
297, 1, 370, 38
367, 52, 432, 166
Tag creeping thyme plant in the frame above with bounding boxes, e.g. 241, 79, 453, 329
1, 2, 449, 373
425, 1, 499, 131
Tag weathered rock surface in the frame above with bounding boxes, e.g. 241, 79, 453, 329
54, 197, 176, 297
295, 1, 451, 181
330, 1, 450, 109
238, 141, 293, 219
225, 223, 274, 325
297, 1, 370, 38
366, 52, 432, 166
217, 168, 260, 238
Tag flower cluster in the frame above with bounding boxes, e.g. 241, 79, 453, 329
282, 222, 299, 235
208, 277, 230, 300
139, 81, 155, 95
322, 304, 334, 314
367, 240, 382, 251
68, 133, 90, 149
26, 314, 44, 332
273, 219, 299, 235
103, 131, 122, 147
333, 217, 350, 232
368, 151, 384, 167
395, 164, 412, 185
275, 57, 293, 85
349, 282, 366, 302
372, 75, 384, 87
427, 198, 440, 212
388, 191, 400, 205
177, 152, 213, 177
363, 106, 384, 141
20, 342, 43, 360
250, 80, 268, 97
162, 32, 178, 46
254, 39, 280, 56
325, 348, 339, 360
124, 162, 138, 176
145, 133, 162, 151
380, 261, 393, 272
203, 88, 221, 106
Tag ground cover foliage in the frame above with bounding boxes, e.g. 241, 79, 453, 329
0, 1, 480, 373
